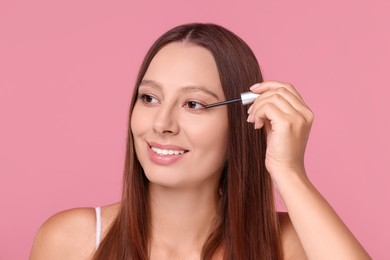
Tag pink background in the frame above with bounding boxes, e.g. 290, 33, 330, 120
0, 0, 389, 259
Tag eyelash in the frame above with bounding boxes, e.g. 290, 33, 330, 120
138, 93, 159, 104
138, 94, 207, 111
184, 100, 206, 110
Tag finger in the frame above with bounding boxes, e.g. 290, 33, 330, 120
251, 103, 310, 134
249, 92, 299, 119
250, 81, 306, 105
253, 88, 313, 122
249, 103, 290, 130
247, 104, 254, 114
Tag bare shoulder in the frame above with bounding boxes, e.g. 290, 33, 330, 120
278, 212, 308, 260
30, 203, 120, 260
100, 202, 121, 237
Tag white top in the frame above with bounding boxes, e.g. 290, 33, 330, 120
95, 207, 102, 249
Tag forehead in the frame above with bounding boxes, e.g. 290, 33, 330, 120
142, 42, 223, 96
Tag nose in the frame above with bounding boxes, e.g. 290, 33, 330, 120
152, 103, 180, 135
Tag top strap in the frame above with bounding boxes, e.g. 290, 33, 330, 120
95, 207, 102, 249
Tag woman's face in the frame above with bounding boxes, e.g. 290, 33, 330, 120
131, 42, 228, 190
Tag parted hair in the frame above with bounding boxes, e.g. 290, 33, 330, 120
93, 23, 283, 260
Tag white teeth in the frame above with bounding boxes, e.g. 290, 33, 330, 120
151, 147, 185, 156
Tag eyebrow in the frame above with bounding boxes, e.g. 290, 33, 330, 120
139, 79, 221, 100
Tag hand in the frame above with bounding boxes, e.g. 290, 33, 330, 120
247, 81, 314, 182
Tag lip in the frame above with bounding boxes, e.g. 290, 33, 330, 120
146, 141, 189, 165
147, 141, 189, 151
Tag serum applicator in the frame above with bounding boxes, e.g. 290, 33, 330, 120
205, 91, 260, 109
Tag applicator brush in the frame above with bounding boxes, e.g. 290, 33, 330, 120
205, 92, 260, 108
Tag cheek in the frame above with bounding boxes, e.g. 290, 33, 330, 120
209, 121, 228, 155
130, 104, 149, 137
183, 112, 229, 153
208, 113, 228, 155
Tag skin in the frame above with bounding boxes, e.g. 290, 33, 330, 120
247, 82, 370, 259
131, 42, 229, 259
29, 43, 370, 260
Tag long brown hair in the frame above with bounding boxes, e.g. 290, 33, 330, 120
93, 23, 283, 260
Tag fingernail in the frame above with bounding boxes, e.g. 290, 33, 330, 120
249, 83, 261, 90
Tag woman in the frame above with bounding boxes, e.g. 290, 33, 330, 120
30, 23, 370, 259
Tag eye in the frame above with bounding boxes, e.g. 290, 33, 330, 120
138, 94, 159, 104
184, 100, 206, 110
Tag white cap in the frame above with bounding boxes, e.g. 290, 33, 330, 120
240, 91, 260, 105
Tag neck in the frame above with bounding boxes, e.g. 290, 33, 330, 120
149, 184, 219, 258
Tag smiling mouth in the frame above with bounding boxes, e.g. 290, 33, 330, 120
149, 146, 189, 156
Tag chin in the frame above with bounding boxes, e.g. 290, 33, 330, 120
147, 177, 190, 189
143, 168, 187, 188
